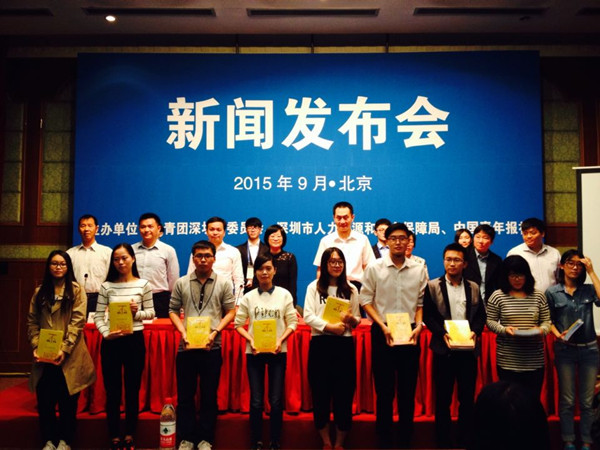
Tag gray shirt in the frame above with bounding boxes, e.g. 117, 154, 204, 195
169, 270, 235, 351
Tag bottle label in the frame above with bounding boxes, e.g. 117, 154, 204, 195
160, 420, 176, 448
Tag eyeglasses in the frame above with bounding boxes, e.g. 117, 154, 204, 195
50, 262, 67, 268
328, 259, 344, 267
193, 253, 214, 260
508, 273, 525, 280
565, 261, 583, 269
443, 258, 464, 264
387, 235, 408, 242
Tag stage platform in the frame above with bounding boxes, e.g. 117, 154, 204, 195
0, 380, 565, 450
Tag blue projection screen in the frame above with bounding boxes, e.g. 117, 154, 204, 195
75, 52, 543, 304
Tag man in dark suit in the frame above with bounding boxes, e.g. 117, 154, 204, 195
371, 218, 391, 259
236, 217, 269, 293
463, 223, 502, 303
423, 243, 486, 449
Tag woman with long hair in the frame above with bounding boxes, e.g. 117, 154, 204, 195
94, 243, 155, 450
303, 247, 360, 450
27, 250, 96, 450
546, 250, 600, 450
235, 253, 298, 450
263, 224, 298, 307
454, 228, 473, 249
486, 255, 551, 399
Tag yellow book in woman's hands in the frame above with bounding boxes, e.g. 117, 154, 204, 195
322, 296, 350, 324
253, 319, 277, 353
38, 329, 63, 362
186, 316, 211, 348
109, 301, 133, 334
386, 312, 413, 345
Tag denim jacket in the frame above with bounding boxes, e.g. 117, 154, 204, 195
546, 283, 600, 343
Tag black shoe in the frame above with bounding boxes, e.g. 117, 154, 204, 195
269, 441, 281, 450
251, 441, 263, 450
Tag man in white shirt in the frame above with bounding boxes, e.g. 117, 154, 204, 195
507, 217, 560, 293
360, 222, 428, 449
67, 214, 112, 315
187, 217, 244, 302
236, 217, 269, 294
134, 212, 180, 318
313, 201, 375, 290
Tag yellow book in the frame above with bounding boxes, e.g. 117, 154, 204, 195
253, 319, 277, 353
186, 316, 212, 349
109, 301, 134, 334
37, 329, 63, 362
322, 296, 350, 324
444, 320, 475, 349
386, 312, 413, 345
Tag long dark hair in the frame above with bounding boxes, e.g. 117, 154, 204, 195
317, 247, 352, 300
558, 249, 587, 286
35, 250, 76, 313
105, 243, 140, 282
498, 255, 535, 296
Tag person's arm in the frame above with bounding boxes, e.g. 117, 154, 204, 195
61, 283, 87, 358
232, 250, 245, 302
135, 281, 155, 321
166, 246, 180, 292
341, 285, 361, 330
289, 253, 298, 305
303, 283, 329, 333
27, 288, 41, 359
168, 281, 187, 346
275, 293, 297, 353
422, 284, 446, 338
537, 293, 552, 335
94, 284, 110, 337
485, 291, 510, 335
410, 306, 424, 343
234, 295, 256, 352
581, 257, 600, 300
362, 237, 375, 270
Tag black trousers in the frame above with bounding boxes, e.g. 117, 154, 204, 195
36, 364, 80, 446
176, 349, 222, 445
433, 351, 477, 448
371, 323, 420, 448
308, 335, 356, 431
101, 331, 146, 438
153, 291, 171, 318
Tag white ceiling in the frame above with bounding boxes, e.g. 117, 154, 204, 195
1, 0, 599, 45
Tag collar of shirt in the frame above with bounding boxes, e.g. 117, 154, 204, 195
444, 275, 464, 288
524, 244, 548, 256
137, 240, 163, 251
76, 241, 100, 251
190, 270, 216, 283
475, 249, 488, 261
378, 243, 389, 251
383, 252, 413, 270
332, 230, 359, 243
258, 286, 276, 294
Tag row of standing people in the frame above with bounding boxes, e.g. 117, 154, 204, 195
27, 207, 600, 450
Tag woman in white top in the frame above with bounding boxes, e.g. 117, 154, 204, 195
235, 253, 298, 450
304, 247, 360, 450
94, 243, 155, 450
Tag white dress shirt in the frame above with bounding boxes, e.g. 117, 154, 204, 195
313, 230, 375, 282
507, 242, 561, 293
134, 240, 180, 293
67, 241, 112, 293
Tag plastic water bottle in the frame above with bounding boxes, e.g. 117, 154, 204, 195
159, 397, 176, 449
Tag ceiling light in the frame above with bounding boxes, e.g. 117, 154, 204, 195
105, 14, 116, 22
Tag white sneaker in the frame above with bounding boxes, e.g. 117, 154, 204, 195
42, 442, 56, 450
198, 441, 213, 450
56, 441, 71, 450
179, 440, 195, 450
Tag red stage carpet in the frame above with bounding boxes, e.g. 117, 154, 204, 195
0, 380, 563, 449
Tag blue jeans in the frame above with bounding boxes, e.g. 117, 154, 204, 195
246, 352, 287, 445
554, 341, 599, 443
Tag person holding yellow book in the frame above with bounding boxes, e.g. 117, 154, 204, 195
546, 250, 600, 450
168, 240, 236, 450
422, 243, 486, 448
94, 243, 155, 450
359, 222, 428, 449
304, 247, 360, 450
235, 254, 298, 450
27, 250, 96, 450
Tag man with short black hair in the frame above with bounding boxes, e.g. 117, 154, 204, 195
187, 217, 244, 302
463, 224, 502, 303
423, 243, 486, 448
372, 218, 391, 259
360, 222, 428, 448
314, 201, 375, 290
237, 217, 269, 293
169, 240, 236, 450
507, 217, 560, 292
134, 212, 180, 318
67, 214, 112, 315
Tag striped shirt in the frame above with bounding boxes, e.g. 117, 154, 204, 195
486, 289, 551, 371
94, 279, 155, 337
